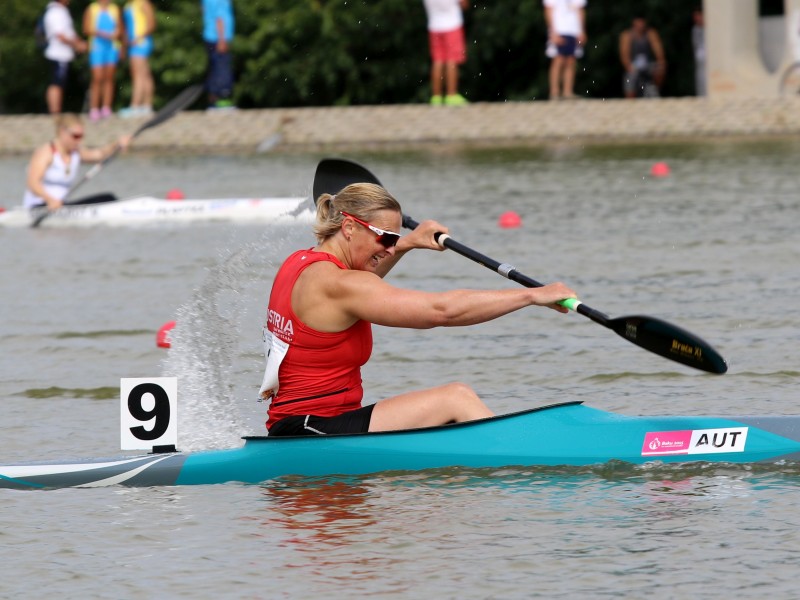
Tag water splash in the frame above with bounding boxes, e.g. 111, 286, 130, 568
160, 227, 302, 452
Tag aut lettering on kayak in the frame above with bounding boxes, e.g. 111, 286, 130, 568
693, 428, 747, 452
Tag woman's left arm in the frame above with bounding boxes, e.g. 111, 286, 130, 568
144, 2, 156, 35
80, 134, 133, 162
374, 219, 447, 278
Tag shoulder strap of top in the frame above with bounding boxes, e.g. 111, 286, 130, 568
48, 141, 59, 166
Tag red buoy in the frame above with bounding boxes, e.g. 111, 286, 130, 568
650, 162, 671, 177
165, 188, 185, 201
156, 321, 176, 348
498, 211, 522, 229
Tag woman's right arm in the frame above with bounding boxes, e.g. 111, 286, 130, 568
619, 31, 631, 71
26, 146, 62, 210
82, 9, 93, 38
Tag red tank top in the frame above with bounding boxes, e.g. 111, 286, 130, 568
265, 248, 372, 428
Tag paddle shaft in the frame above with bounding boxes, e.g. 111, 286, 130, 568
402, 215, 608, 324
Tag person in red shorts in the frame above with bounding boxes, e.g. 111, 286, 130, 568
259, 183, 577, 436
423, 0, 469, 106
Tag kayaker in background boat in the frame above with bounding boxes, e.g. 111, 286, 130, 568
260, 182, 578, 436
23, 113, 132, 210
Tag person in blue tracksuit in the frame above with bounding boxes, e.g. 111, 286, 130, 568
202, 0, 235, 109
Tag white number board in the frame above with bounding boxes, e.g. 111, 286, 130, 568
120, 377, 178, 451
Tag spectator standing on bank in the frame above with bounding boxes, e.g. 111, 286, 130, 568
543, 0, 587, 100
120, 0, 156, 117
619, 15, 667, 98
692, 6, 706, 96
83, 0, 123, 120
202, 0, 235, 110
43, 0, 88, 114
422, 0, 469, 106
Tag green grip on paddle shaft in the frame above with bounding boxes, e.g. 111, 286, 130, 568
559, 298, 581, 311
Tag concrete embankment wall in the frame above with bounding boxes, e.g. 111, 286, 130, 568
1, 96, 799, 155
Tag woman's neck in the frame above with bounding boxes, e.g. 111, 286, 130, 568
53, 138, 69, 156
316, 239, 350, 268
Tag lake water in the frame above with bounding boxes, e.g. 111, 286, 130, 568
1, 141, 800, 598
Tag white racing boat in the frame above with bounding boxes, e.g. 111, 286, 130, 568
0, 195, 314, 227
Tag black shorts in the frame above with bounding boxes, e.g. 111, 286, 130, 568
556, 35, 578, 57
268, 404, 375, 437
48, 60, 70, 88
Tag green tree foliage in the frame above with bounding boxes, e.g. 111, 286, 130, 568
234, 0, 430, 107
0, 0, 702, 114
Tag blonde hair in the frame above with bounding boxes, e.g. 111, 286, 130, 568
54, 113, 83, 133
314, 183, 402, 243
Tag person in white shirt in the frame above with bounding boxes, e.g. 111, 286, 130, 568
422, 0, 469, 106
543, 0, 587, 100
43, 0, 87, 114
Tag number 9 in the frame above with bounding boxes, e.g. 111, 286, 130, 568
127, 382, 171, 441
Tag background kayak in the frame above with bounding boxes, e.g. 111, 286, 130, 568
0, 195, 314, 227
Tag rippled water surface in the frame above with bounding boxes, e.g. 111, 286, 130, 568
1, 141, 800, 598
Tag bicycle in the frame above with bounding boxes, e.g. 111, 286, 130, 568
625, 65, 660, 98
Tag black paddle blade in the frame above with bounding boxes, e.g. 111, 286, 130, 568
608, 315, 728, 374
313, 158, 383, 204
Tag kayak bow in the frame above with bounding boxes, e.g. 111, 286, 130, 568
2, 402, 800, 490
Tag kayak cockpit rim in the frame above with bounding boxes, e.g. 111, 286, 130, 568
242, 400, 586, 441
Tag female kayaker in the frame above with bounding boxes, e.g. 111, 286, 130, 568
24, 113, 131, 210
260, 182, 578, 436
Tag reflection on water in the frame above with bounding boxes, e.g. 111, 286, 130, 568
251, 464, 800, 596
260, 478, 377, 544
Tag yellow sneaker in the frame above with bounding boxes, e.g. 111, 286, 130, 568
444, 94, 469, 106
430, 95, 443, 105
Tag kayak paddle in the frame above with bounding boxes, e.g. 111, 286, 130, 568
313, 158, 728, 375
32, 84, 203, 228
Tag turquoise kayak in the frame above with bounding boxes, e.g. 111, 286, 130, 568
2, 401, 800, 490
